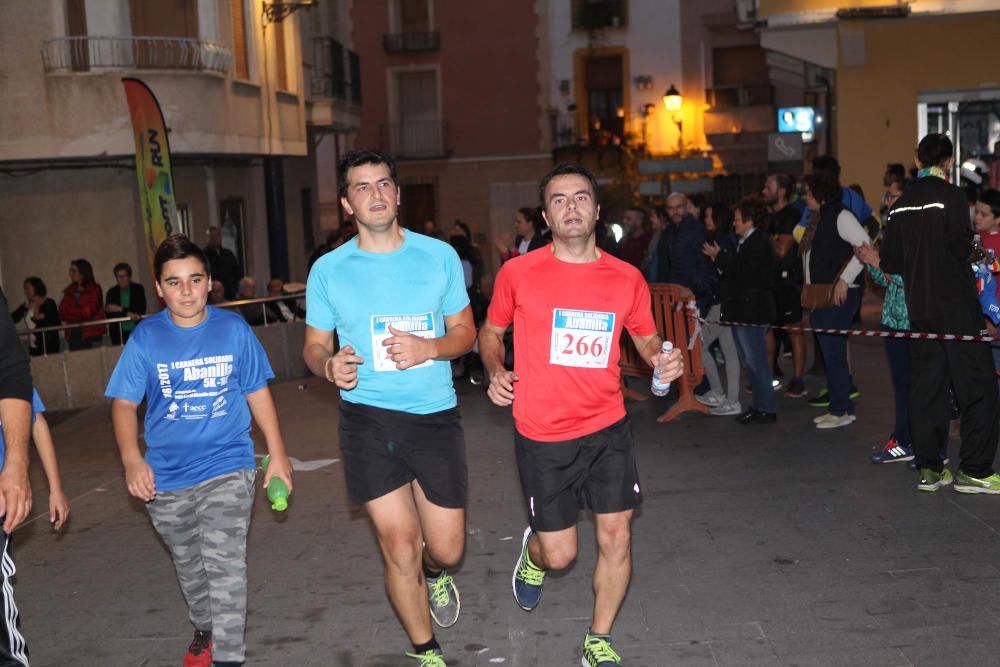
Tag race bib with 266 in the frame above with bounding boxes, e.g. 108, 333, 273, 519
371, 313, 436, 372
549, 308, 615, 369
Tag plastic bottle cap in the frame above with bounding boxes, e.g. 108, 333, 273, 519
272, 498, 288, 511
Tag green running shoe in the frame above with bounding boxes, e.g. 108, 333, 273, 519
405, 648, 447, 666
427, 571, 460, 628
512, 527, 546, 611
582, 633, 622, 667
807, 389, 830, 408
917, 468, 953, 492
954, 470, 1000, 494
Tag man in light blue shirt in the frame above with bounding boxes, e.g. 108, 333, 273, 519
304, 149, 475, 667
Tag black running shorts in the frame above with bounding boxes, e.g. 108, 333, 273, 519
338, 400, 468, 509
774, 282, 803, 326
514, 416, 642, 533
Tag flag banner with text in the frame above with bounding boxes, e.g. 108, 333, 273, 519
122, 77, 177, 281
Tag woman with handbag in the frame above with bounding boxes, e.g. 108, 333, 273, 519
799, 172, 870, 429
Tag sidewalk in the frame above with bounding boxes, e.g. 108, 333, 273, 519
15, 332, 1000, 666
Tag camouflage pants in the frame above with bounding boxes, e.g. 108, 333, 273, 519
146, 469, 255, 663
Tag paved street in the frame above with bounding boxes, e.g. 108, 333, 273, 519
15, 322, 1000, 666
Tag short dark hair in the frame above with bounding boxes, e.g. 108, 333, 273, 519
113, 262, 132, 278
803, 171, 842, 206
770, 172, 795, 199
886, 163, 906, 181
734, 196, 769, 228
917, 133, 953, 168
980, 189, 1000, 219
539, 163, 599, 208
154, 234, 210, 281
23, 276, 46, 298
687, 194, 709, 222
453, 219, 471, 239
518, 206, 546, 233
337, 149, 397, 198
626, 205, 648, 221
812, 155, 841, 178
652, 204, 668, 223
71, 258, 95, 286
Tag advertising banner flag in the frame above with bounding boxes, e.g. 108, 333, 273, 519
121, 77, 177, 280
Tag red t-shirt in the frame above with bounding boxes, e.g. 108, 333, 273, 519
983, 231, 1000, 299
487, 247, 657, 441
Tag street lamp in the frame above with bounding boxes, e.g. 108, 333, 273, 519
662, 84, 683, 153
262, 0, 316, 25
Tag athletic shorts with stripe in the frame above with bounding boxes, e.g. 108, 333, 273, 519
0, 528, 28, 666
515, 416, 642, 533
338, 400, 468, 508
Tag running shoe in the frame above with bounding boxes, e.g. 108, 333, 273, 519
709, 401, 742, 416
694, 391, 724, 407
771, 375, 785, 392
815, 413, 855, 429
869, 437, 914, 464
183, 629, 212, 667
908, 448, 950, 471
783, 378, 807, 398
405, 648, 447, 666
427, 571, 460, 628
954, 471, 1000, 495
807, 389, 830, 408
850, 384, 861, 400
917, 468, 953, 492
582, 633, 622, 667
512, 527, 545, 611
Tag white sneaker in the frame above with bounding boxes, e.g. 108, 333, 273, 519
813, 412, 831, 424
710, 401, 742, 416
695, 391, 724, 408
816, 413, 856, 429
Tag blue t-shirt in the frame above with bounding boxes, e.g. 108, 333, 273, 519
306, 232, 470, 414
0, 389, 45, 473
104, 307, 274, 492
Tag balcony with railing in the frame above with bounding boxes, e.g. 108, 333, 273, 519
551, 111, 636, 151
41, 36, 231, 74
380, 120, 448, 159
383, 31, 440, 53
306, 37, 362, 130
706, 84, 774, 108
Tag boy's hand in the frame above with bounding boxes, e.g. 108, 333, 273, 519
263, 453, 294, 493
326, 346, 363, 389
49, 490, 70, 530
385, 325, 434, 370
124, 457, 156, 502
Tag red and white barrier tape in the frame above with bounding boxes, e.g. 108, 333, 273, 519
697, 317, 998, 343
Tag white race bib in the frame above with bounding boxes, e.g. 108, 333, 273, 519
549, 308, 615, 369
371, 313, 436, 372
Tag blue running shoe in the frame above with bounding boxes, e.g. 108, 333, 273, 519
870, 437, 914, 464
582, 633, 622, 667
512, 527, 545, 611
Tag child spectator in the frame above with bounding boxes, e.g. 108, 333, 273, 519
105, 235, 293, 667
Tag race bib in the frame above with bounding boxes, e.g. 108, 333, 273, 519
549, 308, 615, 369
371, 313, 436, 372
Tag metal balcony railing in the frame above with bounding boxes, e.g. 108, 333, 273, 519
310, 37, 362, 105
706, 84, 774, 108
382, 31, 440, 53
551, 111, 635, 150
380, 120, 448, 159
41, 36, 232, 74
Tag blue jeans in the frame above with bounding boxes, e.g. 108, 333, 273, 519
810, 287, 862, 416
734, 325, 775, 413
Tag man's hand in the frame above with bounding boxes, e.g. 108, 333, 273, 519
486, 370, 519, 406
326, 345, 364, 389
384, 325, 434, 370
833, 279, 849, 306
649, 346, 684, 384
0, 466, 31, 533
106, 303, 123, 313
124, 456, 156, 502
263, 452, 294, 494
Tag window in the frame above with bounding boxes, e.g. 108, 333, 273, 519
584, 55, 624, 145
395, 0, 432, 33
571, 0, 627, 31
231, 0, 249, 80
388, 68, 443, 157
66, 0, 88, 71
274, 20, 288, 90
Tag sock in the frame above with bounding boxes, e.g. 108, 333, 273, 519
412, 636, 440, 654
587, 628, 610, 639
423, 563, 443, 580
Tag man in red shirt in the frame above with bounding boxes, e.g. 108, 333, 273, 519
479, 163, 683, 667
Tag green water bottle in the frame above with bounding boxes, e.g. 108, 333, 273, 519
261, 455, 290, 511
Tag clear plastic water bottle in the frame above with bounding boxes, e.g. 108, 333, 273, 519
261, 454, 290, 512
651, 341, 674, 397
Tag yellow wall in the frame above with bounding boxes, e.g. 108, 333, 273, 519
836, 13, 1000, 202
761, 0, 936, 17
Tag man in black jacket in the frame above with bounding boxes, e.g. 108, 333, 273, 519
0, 289, 33, 665
203, 226, 242, 300
881, 133, 1000, 493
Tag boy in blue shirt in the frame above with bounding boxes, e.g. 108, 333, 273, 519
304, 149, 475, 667
106, 235, 293, 667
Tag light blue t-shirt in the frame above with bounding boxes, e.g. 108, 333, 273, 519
0, 389, 45, 472
104, 307, 274, 492
306, 231, 470, 414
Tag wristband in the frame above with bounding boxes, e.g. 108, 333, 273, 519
324, 356, 336, 383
